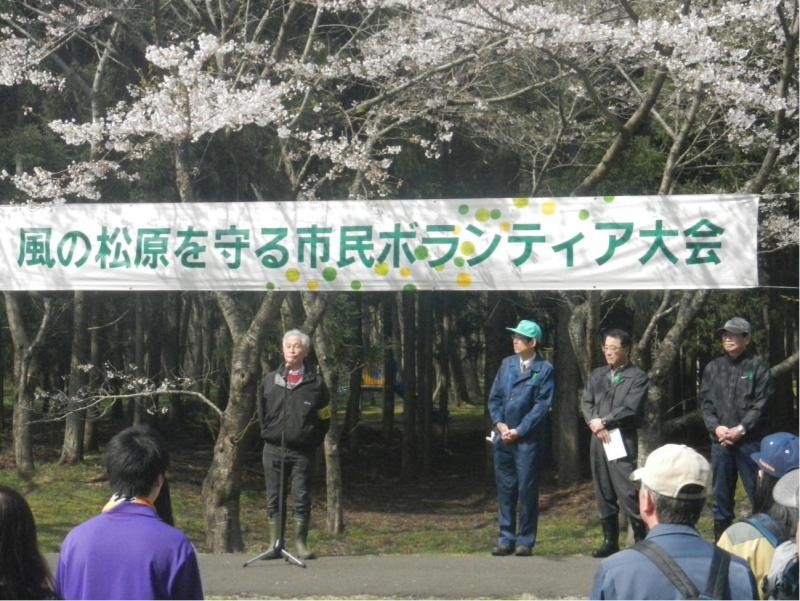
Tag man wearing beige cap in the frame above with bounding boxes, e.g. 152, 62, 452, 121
701, 316, 774, 541
590, 444, 756, 599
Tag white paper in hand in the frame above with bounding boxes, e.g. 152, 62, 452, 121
603, 428, 627, 461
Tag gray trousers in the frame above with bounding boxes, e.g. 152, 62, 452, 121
589, 430, 640, 521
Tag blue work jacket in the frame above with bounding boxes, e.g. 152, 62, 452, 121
590, 523, 757, 599
488, 353, 555, 439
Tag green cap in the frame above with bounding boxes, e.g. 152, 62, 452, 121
506, 320, 542, 340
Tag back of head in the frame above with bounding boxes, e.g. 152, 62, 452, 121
0, 485, 52, 599
106, 425, 169, 499
650, 485, 707, 527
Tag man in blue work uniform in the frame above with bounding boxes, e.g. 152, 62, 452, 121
488, 319, 555, 556
590, 444, 756, 599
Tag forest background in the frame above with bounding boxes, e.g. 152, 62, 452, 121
0, 0, 797, 554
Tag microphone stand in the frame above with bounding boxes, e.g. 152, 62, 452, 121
244, 364, 306, 568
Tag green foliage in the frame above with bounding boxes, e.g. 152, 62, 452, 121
594, 134, 666, 196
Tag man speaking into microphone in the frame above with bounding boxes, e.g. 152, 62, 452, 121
257, 329, 331, 560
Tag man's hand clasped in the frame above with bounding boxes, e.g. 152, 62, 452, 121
590, 418, 611, 443
715, 425, 744, 447
496, 422, 519, 443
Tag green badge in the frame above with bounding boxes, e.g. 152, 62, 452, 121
613, 373, 624, 385
531, 372, 539, 382
746, 371, 754, 381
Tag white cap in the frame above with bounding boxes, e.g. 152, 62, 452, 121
631, 444, 711, 500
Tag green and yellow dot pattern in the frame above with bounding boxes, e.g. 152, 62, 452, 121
261, 196, 613, 291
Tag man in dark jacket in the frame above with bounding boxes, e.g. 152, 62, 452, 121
701, 317, 774, 541
257, 329, 331, 560
582, 328, 648, 557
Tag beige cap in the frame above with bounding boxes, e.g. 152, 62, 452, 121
631, 444, 711, 500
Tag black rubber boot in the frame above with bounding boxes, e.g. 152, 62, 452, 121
631, 517, 648, 543
592, 515, 620, 558
295, 516, 316, 560
260, 515, 281, 560
714, 519, 732, 542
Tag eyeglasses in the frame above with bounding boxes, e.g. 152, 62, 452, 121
601, 346, 623, 352
721, 333, 746, 340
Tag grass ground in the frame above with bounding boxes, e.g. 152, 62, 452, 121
0, 392, 748, 556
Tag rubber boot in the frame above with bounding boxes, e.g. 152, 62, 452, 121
294, 516, 316, 560
592, 515, 620, 558
630, 517, 648, 543
714, 519, 732, 542
260, 515, 281, 560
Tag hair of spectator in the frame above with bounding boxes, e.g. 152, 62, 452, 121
105, 425, 170, 499
754, 470, 798, 538
0, 485, 53, 599
648, 485, 706, 527
283, 329, 311, 351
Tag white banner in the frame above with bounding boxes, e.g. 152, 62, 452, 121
0, 194, 758, 291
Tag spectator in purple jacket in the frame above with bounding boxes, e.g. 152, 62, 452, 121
55, 425, 203, 600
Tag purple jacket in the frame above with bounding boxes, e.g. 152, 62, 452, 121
55, 502, 203, 600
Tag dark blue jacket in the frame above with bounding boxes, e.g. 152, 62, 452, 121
488, 354, 554, 439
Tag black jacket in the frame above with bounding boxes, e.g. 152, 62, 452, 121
258, 363, 331, 451
700, 348, 773, 441
581, 363, 648, 431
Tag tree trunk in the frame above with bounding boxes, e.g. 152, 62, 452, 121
324, 370, 345, 533
0, 309, 5, 433
316, 334, 345, 534
84, 307, 103, 453
132, 295, 146, 425
343, 294, 363, 454
449, 339, 470, 407
641, 290, 709, 457
562, 291, 600, 383
202, 291, 284, 552
5, 293, 54, 476
146, 294, 164, 418
61, 291, 89, 464
417, 292, 434, 476
483, 292, 506, 399
437, 296, 451, 449
201, 401, 248, 552
400, 292, 417, 480
381, 295, 396, 441
161, 292, 182, 421
483, 292, 507, 476
554, 300, 582, 485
